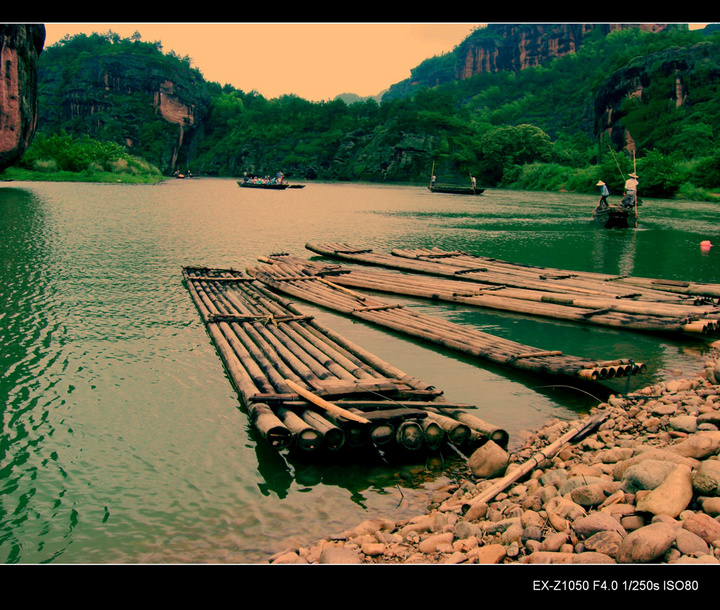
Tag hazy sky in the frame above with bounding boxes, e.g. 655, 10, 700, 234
42, 22, 711, 102
42, 22, 484, 102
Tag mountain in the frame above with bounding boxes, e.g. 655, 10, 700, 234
24, 24, 720, 197
384, 24, 680, 100
35, 31, 211, 174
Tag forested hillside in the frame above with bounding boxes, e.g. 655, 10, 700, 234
17, 25, 720, 199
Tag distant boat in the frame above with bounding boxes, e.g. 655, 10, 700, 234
238, 181, 289, 190
427, 162, 484, 195
237, 178, 306, 190
428, 184, 485, 195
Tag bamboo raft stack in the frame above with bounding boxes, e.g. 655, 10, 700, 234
303, 243, 720, 337
389, 246, 720, 301
247, 260, 646, 384
182, 266, 509, 457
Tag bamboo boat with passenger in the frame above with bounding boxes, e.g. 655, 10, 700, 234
248, 259, 647, 385
427, 162, 484, 195
237, 180, 290, 190
182, 266, 508, 458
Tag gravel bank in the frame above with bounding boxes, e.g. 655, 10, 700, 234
269, 348, 720, 566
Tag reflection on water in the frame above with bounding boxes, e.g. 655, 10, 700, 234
0, 179, 717, 563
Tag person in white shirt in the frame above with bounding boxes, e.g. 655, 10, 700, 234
624, 172, 639, 206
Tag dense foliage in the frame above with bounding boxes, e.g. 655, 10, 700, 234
14, 26, 720, 199
4, 132, 163, 182
192, 25, 720, 199
32, 30, 209, 175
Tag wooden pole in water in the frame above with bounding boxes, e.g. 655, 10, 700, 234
633, 150, 638, 228
248, 402, 294, 449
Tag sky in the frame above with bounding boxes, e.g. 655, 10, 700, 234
42, 23, 484, 102
41, 22, 711, 103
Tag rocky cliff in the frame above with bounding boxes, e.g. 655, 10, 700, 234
455, 24, 670, 79
594, 40, 720, 154
37, 36, 210, 173
0, 24, 45, 172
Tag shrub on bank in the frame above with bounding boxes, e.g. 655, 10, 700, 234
1, 133, 164, 183
501, 153, 720, 202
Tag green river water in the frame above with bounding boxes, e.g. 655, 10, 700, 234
1, 178, 718, 563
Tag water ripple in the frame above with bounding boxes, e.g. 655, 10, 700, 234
0, 180, 716, 563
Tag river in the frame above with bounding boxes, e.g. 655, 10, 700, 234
0, 178, 718, 563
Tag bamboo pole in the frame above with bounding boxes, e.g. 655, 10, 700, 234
465, 411, 609, 508
422, 419, 446, 450
396, 420, 424, 450
426, 411, 471, 446
301, 410, 345, 450
248, 402, 294, 449
284, 378, 371, 424
437, 408, 509, 448
277, 406, 323, 452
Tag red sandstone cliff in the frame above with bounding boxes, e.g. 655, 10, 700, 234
456, 24, 669, 79
0, 24, 45, 171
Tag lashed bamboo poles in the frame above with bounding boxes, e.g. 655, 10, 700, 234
309, 242, 719, 304
247, 261, 645, 384
266, 254, 719, 337
303, 243, 720, 337
306, 242, 681, 301
392, 246, 720, 300
183, 267, 505, 455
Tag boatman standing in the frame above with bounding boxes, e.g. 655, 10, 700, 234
624, 172, 639, 206
596, 180, 609, 208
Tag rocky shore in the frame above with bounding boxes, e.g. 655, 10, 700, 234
269, 348, 720, 565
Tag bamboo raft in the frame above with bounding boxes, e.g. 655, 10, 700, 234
247, 260, 647, 384
182, 266, 509, 457
389, 246, 720, 300
303, 243, 720, 337
263, 253, 720, 337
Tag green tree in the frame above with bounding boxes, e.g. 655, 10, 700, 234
636, 149, 683, 198
477, 124, 553, 185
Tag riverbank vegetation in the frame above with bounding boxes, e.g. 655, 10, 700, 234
13, 26, 720, 200
0, 133, 164, 183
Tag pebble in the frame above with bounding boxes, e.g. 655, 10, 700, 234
269, 352, 720, 564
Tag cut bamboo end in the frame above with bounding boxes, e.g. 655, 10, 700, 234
248, 403, 293, 449
578, 369, 599, 381
422, 420, 445, 450
682, 319, 720, 335
370, 423, 395, 446
396, 420, 424, 450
